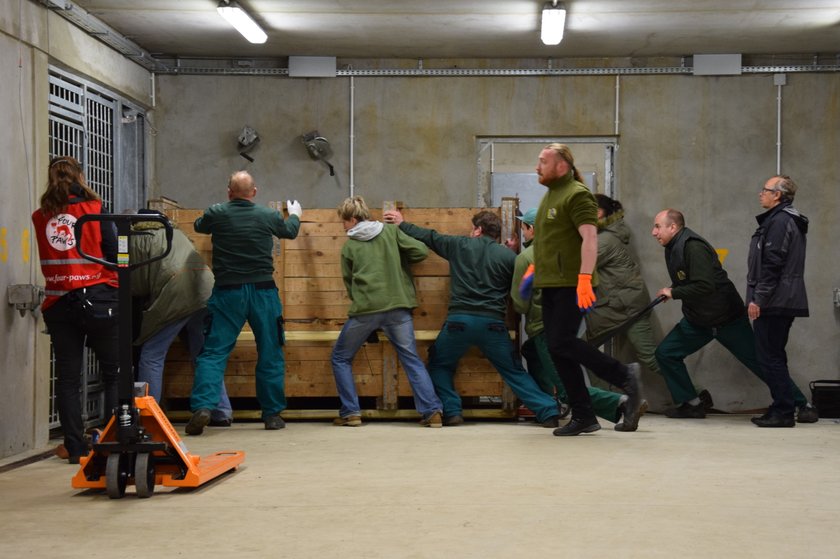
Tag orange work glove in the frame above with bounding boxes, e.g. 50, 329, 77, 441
576, 273, 596, 312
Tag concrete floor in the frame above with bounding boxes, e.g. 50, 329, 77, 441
1, 414, 839, 558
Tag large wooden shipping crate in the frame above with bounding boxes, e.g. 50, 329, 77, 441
160, 202, 520, 418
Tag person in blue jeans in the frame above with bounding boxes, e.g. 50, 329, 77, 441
384, 208, 561, 428
331, 196, 443, 427
130, 212, 232, 425
186, 170, 302, 435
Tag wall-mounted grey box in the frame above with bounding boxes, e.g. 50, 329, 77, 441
289, 56, 337, 78
693, 54, 742, 76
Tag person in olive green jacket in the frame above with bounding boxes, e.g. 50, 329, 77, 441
331, 196, 443, 427
130, 211, 232, 426
585, 195, 662, 381
510, 208, 637, 426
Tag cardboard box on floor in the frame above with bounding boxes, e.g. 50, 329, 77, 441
157, 200, 520, 418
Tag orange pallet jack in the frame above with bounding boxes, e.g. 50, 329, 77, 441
71, 213, 244, 498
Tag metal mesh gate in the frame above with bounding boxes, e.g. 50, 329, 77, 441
46, 68, 140, 429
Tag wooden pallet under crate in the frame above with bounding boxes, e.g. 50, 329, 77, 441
159, 202, 521, 420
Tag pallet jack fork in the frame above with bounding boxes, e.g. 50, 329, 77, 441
71, 213, 245, 498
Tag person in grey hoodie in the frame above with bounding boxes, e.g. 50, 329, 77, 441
747, 175, 815, 427
331, 196, 443, 427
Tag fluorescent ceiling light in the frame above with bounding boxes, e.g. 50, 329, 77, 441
217, 1, 267, 44
541, 1, 566, 45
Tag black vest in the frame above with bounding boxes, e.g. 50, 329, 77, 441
665, 227, 745, 327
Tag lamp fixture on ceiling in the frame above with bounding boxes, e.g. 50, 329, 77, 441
217, 1, 267, 44
541, 1, 566, 45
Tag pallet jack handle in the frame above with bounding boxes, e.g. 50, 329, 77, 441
74, 214, 174, 436
74, 213, 173, 270
587, 294, 668, 348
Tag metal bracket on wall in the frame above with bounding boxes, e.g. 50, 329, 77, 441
7, 284, 44, 317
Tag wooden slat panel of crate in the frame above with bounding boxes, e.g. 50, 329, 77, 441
162, 205, 519, 415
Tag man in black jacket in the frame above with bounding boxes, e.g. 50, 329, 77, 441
650, 209, 816, 422
747, 175, 815, 427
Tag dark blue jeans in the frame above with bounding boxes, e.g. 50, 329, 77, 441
753, 315, 796, 418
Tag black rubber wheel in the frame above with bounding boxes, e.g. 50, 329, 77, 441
134, 452, 155, 498
105, 453, 128, 499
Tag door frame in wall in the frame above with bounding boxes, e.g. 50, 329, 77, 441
476, 136, 619, 208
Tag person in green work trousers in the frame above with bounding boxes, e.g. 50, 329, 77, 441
384, 207, 561, 428
186, 170, 302, 435
651, 208, 817, 423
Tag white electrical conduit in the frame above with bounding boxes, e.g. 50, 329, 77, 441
349, 75, 355, 197
776, 82, 782, 174
614, 75, 620, 136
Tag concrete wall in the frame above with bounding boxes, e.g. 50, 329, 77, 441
155, 69, 840, 412
0, 1, 151, 459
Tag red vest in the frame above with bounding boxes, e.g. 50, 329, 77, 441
32, 199, 118, 311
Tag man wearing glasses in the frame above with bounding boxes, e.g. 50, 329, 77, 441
746, 176, 816, 427
650, 208, 817, 423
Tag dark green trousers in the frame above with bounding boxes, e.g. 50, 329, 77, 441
654, 316, 807, 406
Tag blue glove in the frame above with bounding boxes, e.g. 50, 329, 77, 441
519, 264, 535, 300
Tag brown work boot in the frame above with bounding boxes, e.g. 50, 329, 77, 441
333, 415, 362, 427
420, 411, 443, 428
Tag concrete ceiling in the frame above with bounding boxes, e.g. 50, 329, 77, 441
68, 0, 840, 61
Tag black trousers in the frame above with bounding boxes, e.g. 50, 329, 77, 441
752, 315, 796, 418
43, 292, 119, 457
542, 286, 629, 421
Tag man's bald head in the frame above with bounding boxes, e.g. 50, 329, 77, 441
228, 170, 256, 200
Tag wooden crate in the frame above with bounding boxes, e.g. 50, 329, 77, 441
162, 203, 519, 417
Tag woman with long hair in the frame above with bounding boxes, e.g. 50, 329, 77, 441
32, 156, 120, 463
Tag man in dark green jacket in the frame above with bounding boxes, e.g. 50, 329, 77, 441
186, 171, 302, 435
385, 208, 560, 428
651, 208, 815, 422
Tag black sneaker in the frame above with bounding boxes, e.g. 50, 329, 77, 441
751, 413, 795, 428
264, 415, 286, 430
796, 404, 819, 423
698, 389, 714, 411
185, 409, 212, 436
615, 399, 649, 432
443, 414, 465, 426
553, 417, 601, 436
664, 402, 706, 418
557, 400, 571, 419
209, 417, 233, 427
619, 363, 644, 431
541, 416, 560, 428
